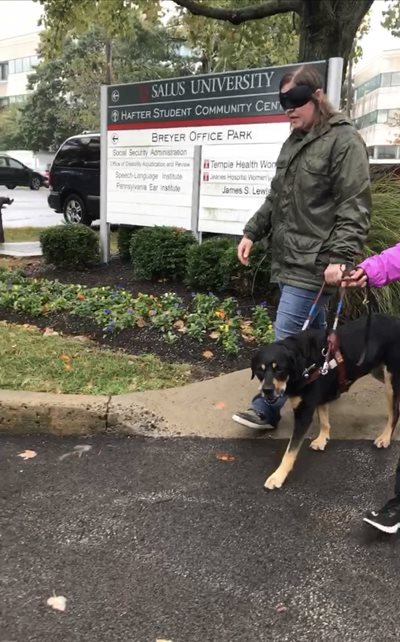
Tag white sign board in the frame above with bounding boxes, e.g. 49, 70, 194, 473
198, 125, 290, 234
106, 136, 194, 227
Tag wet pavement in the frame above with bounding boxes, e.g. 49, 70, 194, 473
1, 433, 400, 642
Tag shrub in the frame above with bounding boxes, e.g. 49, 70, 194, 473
40, 225, 100, 268
117, 225, 142, 261
344, 175, 400, 318
130, 226, 196, 280
220, 241, 274, 297
185, 237, 235, 291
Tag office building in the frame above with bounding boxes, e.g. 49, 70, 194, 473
352, 48, 400, 161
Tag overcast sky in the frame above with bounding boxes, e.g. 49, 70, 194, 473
0, 0, 398, 65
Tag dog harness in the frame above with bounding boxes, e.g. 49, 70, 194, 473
302, 284, 352, 393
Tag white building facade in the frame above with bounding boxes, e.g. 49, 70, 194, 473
352, 48, 400, 161
0, 32, 40, 108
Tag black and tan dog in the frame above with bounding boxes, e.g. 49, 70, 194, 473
251, 313, 400, 490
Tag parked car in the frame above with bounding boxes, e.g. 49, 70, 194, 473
47, 133, 100, 225
0, 155, 48, 190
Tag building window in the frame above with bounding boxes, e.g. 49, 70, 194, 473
354, 108, 400, 131
377, 110, 388, 124
376, 145, 398, 160
0, 62, 8, 80
355, 71, 400, 100
8, 55, 38, 75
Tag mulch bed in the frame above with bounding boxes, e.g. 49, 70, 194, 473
1, 256, 278, 381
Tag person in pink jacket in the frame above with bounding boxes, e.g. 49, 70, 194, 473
343, 242, 400, 533
344, 242, 400, 289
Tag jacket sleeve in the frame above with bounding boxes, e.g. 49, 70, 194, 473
243, 178, 276, 243
327, 130, 372, 265
359, 243, 400, 288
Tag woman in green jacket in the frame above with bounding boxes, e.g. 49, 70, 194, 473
233, 64, 372, 430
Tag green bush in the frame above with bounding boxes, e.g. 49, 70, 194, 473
117, 225, 142, 261
344, 175, 400, 318
130, 226, 196, 280
40, 225, 100, 268
220, 242, 274, 297
185, 237, 235, 291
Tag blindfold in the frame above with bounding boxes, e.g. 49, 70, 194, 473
279, 85, 315, 111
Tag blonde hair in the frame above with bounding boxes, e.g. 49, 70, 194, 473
279, 65, 337, 124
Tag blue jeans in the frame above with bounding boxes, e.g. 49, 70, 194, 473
252, 284, 329, 420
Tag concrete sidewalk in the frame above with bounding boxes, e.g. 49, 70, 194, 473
0, 241, 42, 256
0, 369, 390, 442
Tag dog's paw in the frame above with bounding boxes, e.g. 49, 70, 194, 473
310, 436, 328, 451
264, 472, 285, 490
374, 433, 391, 449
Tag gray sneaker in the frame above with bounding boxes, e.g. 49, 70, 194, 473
232, 408, 279, 430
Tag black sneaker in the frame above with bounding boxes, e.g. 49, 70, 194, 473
363, 497, 400, 534
232, 408, 280, 430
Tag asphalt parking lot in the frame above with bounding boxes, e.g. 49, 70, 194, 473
1, 433, 400, 642
1, 187, 63, 228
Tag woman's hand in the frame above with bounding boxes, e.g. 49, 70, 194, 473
237, 236, 253, 266
341, 267, 368, 289
324, 263, 347, 285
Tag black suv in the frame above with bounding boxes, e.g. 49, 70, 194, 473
48, 133, 100, 225
0, 155, 48, 190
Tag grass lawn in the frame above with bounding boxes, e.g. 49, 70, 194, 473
3, 226, 119, 254
0, 322, 192, 395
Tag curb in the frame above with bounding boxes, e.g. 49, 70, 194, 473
0, 371, 393, 442
0, 390, 172, 438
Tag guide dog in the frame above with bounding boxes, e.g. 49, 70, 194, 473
251, 313, 400, 489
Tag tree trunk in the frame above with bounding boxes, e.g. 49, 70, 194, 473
298, 0, 373, 76
105, 39, 112, 85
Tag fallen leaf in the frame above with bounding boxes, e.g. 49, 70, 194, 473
202, 350, 214, 359
136, 317, 146, 328
18, 450, 37, 460
59, 445, 92, 461
22, 323, 38, 331
173, 320, 185, 329
216, 452, 236, 462
60, 354, 71, 362
64, 364, 73, 371
214, 401, 226, 410
47, 595, 67, 612
241, 334, 256, 342
43, 327, 59, 336
209, 331, 220, 340
76, 292, 85, 301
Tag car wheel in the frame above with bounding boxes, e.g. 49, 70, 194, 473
63, 194, 92, 226
5, 185, 15, 189
30, 176, 41, 190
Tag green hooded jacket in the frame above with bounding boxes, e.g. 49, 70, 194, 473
243, 114, 372, 290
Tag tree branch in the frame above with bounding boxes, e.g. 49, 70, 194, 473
171, 0, 302, 25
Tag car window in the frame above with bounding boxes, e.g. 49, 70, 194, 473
53, 137, 100, 169
7, 158, 24, 169
0, 157, 7, 167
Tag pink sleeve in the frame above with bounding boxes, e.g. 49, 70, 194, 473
359, 243, 400, 288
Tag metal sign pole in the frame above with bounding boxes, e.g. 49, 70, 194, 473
100, 85, 110, 263
191, 145, 201, 241
327, 57, 344, 110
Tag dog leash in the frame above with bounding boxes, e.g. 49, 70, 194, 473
301, 281, 327, 331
